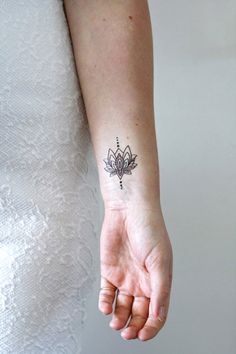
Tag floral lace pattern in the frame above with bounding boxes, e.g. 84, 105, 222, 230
0, 1, 100, 352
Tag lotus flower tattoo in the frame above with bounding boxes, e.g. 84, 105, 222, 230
103, 138, 138, 189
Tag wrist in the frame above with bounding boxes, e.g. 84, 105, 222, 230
97, 131, 161, 210
101, 177, 161, 211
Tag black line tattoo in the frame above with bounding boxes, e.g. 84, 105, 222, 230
103, 137, 138, 189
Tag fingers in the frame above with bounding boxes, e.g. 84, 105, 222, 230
109, 290, 134, 330
99, 254, 173, 341
120, 296, 149, 340
98, 277, 117, 315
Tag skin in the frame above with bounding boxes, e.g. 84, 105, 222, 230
64, 0, 173, 341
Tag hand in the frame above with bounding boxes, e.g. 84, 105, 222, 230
98, 203, 173, 341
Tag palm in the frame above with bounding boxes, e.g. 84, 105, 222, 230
99, 206, 173, 341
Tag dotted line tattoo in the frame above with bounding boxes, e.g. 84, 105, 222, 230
103, 137, 138, 189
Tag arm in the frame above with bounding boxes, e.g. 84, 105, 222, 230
64, 0, 173, 342
64, 0, 159, 208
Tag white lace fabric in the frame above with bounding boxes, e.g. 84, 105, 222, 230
0, 1, 100, 353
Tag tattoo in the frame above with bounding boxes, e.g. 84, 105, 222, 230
103, 137, 138, 189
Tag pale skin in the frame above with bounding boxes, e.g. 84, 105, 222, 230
64, 0, 173, 341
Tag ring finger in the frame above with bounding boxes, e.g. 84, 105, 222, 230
109, 289, 134, 330
121, 295, 150, 340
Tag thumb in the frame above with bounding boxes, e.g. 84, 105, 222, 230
149, 261, 172, 320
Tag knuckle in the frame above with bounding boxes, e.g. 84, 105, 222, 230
148, 315, 167, 327
158, 315, 167, 328
132, 314, 147, 322
145, 322, 159, 330
99, 293, 114, 302
115, 304, 127, 312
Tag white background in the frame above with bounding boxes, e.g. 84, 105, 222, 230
83, 1, 236, 353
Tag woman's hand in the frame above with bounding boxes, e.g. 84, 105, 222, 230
64, 3, 172, 340
98, 203, 173, 341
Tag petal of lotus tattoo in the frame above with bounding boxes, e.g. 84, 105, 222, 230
103, 137, 138, 189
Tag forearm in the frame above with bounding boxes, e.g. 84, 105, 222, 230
64, 0, 160, 209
